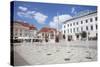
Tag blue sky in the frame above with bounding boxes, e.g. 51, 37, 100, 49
12, 1, 97, 30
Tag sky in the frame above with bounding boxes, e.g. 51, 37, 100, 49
12, 1, 97, 30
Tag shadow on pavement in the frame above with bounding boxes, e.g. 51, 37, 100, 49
14, 51, 30, 66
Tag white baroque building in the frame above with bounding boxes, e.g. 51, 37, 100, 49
62, 10, 97, 41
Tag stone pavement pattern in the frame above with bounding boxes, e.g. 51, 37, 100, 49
14, 41, 97, 66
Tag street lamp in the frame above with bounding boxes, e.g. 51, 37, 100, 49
55, 12, 59, 42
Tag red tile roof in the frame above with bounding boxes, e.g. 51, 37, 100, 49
39, 27, 57, 33
14, 21, 37, 30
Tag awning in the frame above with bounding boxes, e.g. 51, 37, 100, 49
17, 37, 30, 39
89, 32, 96, 37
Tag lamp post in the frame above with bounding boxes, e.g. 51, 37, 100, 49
55, 12, 59, 42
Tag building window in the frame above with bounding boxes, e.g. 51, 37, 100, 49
73, 22, 75, 26
67, 24, 69, 27
95, 17, 97, 21
96, 33, 98, 38
77, 22, 78, 25
91, 25, 93, 30
90, 18, 93, 22
70, 28, 72, 33
81, 27, 83, 32
96, 24, 98, 30
86, 19, 88, 23
70, 23, 72, 26
64, 25, 66, 28
86, 26, 88, 31
42, 33, 44, 36
73, 28, 75, 33
15, 33, 17, 36
77, 27, 78, 32
68, 29, 69, 33
81, 21, 83, 24
64, 30, 66, 34
20, 33, 22, 36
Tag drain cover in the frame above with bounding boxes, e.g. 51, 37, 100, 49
86, 51, 89, 53
64, 58, 70, 61
67, 51, 71, 53
47, 54, 52, 55
85, 57, 92, 59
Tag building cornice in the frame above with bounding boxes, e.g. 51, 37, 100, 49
63, 11, 97, 24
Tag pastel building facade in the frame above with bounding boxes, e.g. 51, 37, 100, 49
13, 21, 37, 40
38, 27, 57, 42
62, 10, 98, 41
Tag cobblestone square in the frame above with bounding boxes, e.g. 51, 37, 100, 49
13, 41, 97, 66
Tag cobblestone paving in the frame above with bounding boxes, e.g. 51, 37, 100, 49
13, 41, 97, 66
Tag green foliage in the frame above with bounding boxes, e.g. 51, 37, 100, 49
81, 31, 87, 38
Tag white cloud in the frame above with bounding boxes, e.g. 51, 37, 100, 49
49, 14, 72, 29
71, 7, 77, 15
17, 11, 48, 24
34, 12, 48, 24
53, 15, 72, 23
17, 6, 48, 24
27, 11, 36, 15
17, 11, 34, 18
18, 6, 27, 11
49, 21, 57, 29
71, 7, 75, 13
17, 12, 23, 17
17, 6, 32, 18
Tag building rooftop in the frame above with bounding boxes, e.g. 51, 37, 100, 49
39, 27, 57, 33
13, 21, 37, 30
63, 10, 97, 24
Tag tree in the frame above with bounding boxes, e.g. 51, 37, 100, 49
81, 31, 87, 39
55, 35, 59, 42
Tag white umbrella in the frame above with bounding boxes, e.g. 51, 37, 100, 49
89, 32, 96, 37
